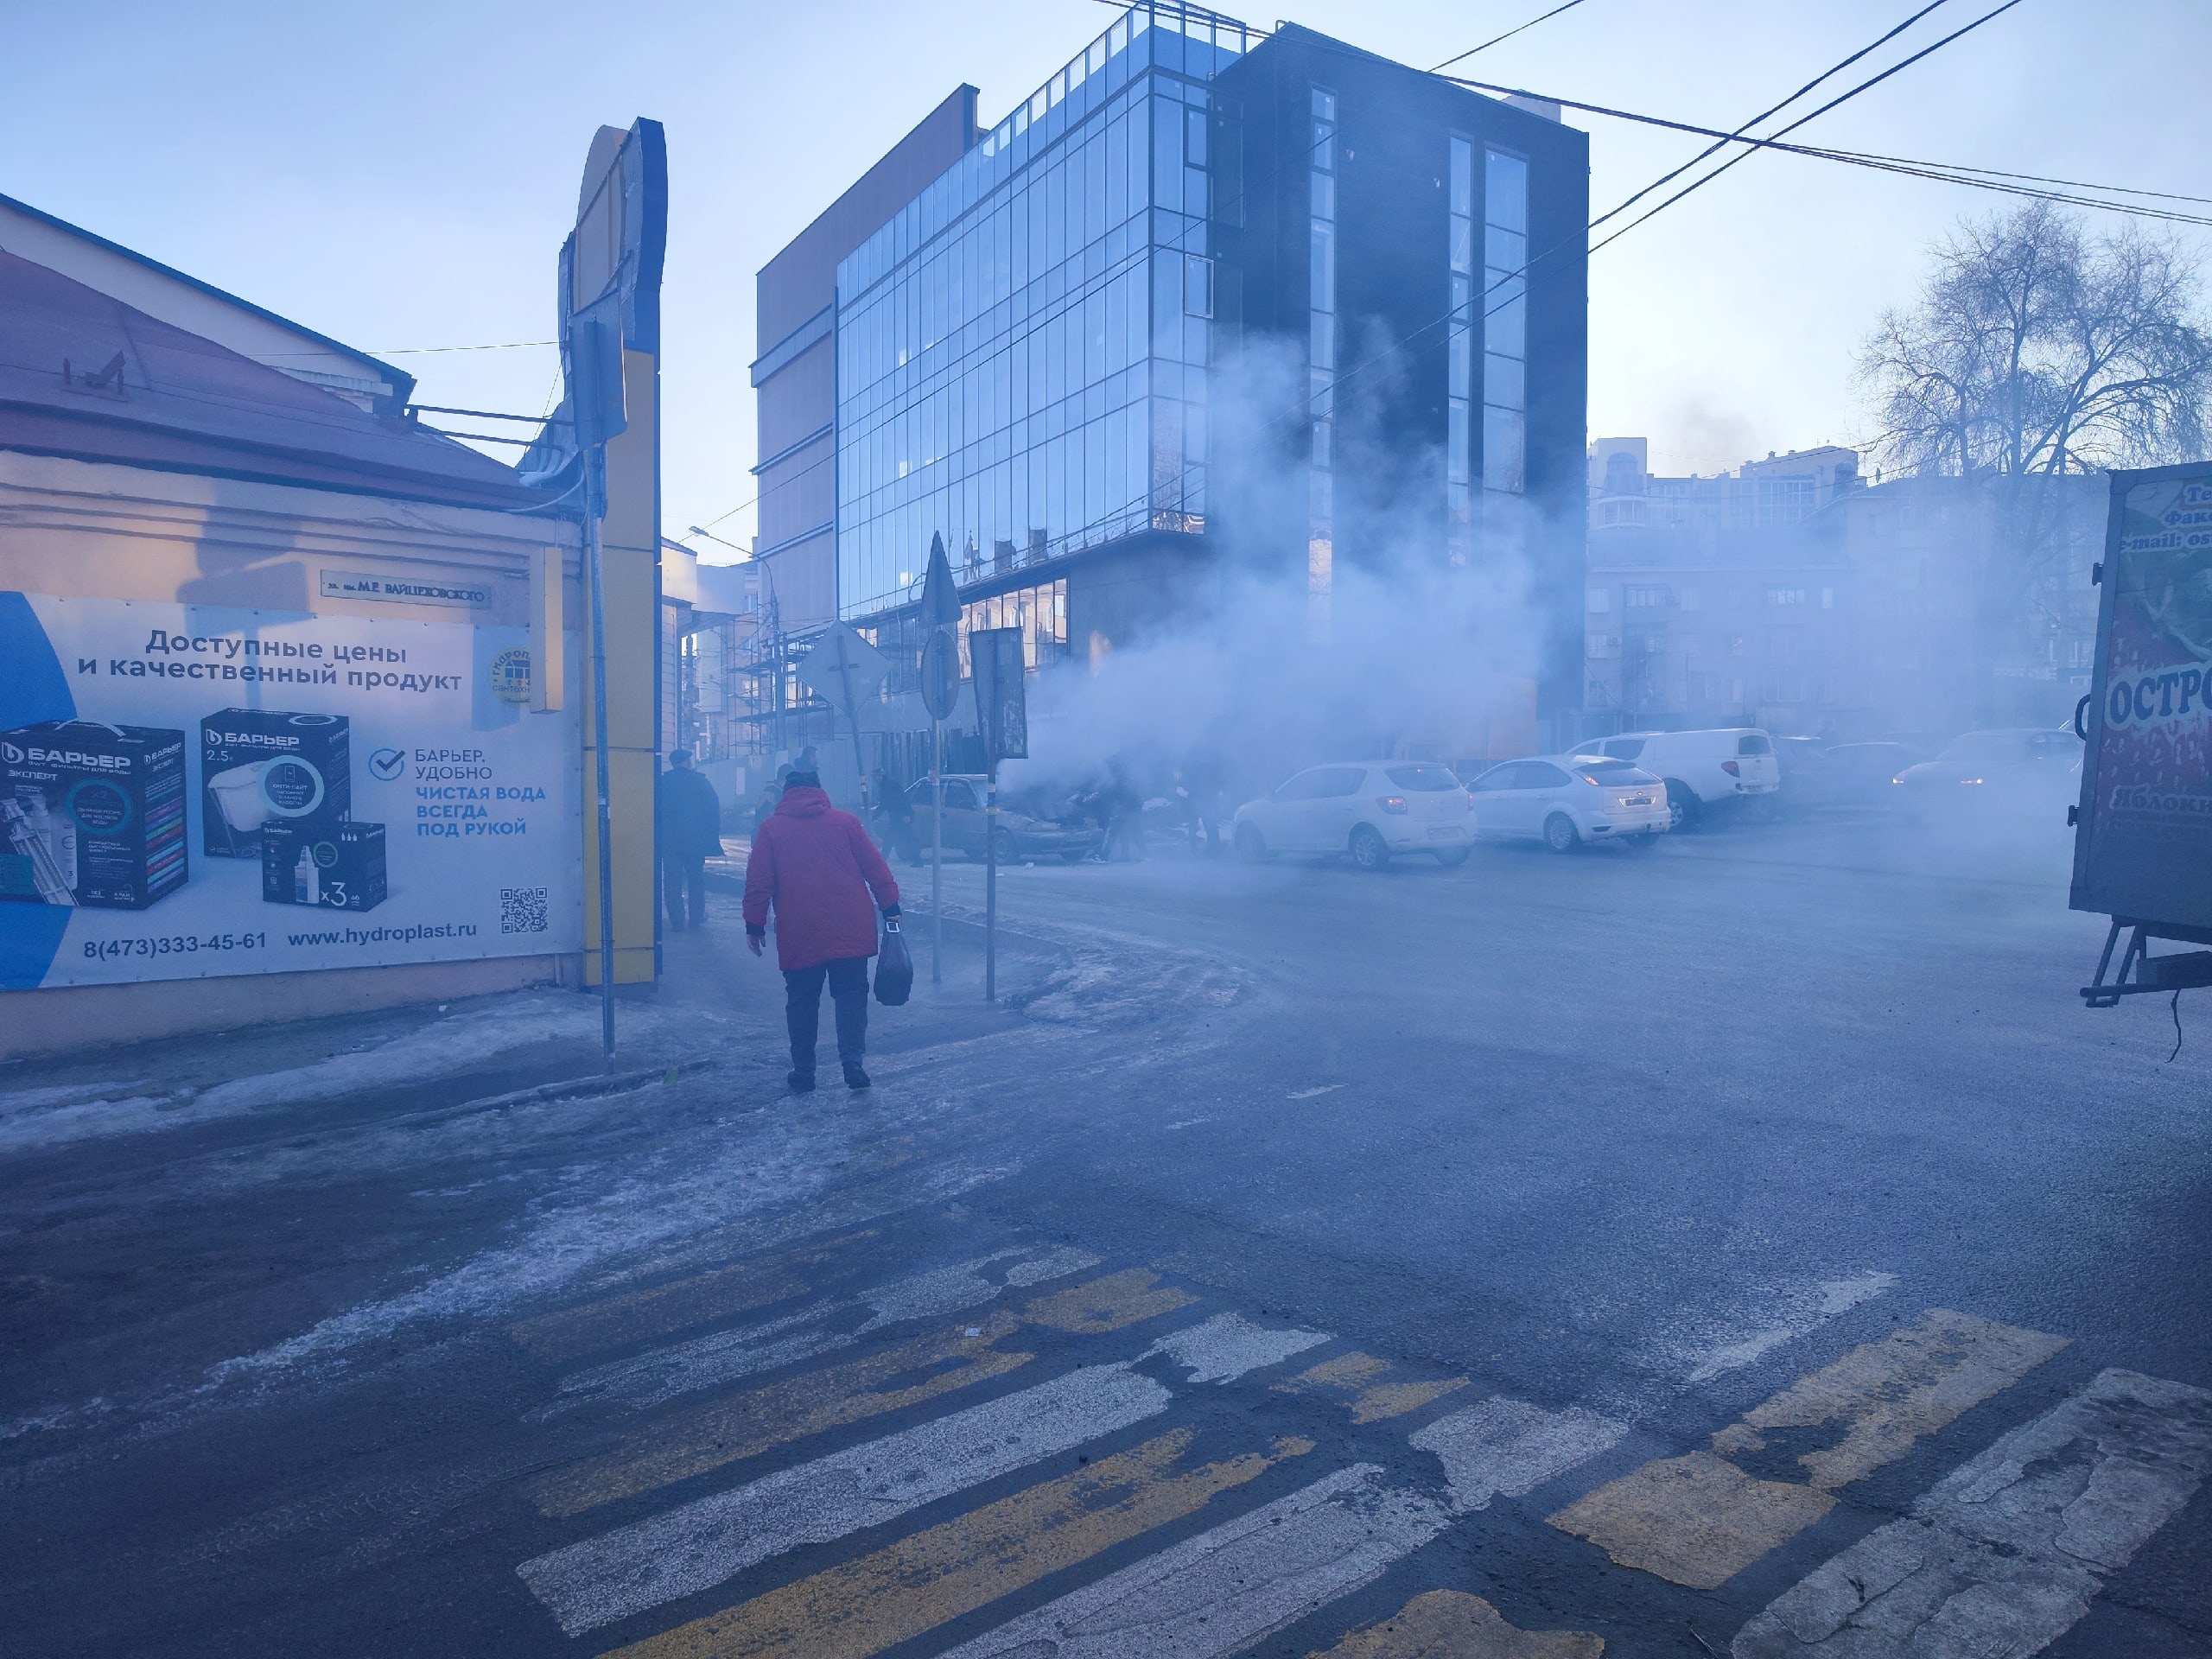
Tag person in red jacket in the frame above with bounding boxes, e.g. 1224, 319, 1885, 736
742, 771, 902, 1092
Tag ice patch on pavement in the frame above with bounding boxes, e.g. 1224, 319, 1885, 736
192, 993, 706, 1113
201, 1125, 1017, 1390
0, 995, 712, 1154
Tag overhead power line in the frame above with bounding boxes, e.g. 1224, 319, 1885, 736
1440, 78, 2212, 228
1589, 0, 1953, 232
1585, 0, 2029, 254
1428, 0, 1588, 74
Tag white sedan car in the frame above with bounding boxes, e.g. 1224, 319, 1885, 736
1466, 754, 1669, 852
1233, 761, 1473, 870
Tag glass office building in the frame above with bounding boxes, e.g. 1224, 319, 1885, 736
834, 7, 1249, 620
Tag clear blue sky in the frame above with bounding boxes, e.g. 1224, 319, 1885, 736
8, 1, 2207, 558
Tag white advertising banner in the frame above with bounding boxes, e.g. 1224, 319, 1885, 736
0, 592, 581, 990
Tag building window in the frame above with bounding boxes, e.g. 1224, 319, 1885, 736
1481, 147, 1528, 502
1309, 86, 1338, 604
1626, 585, 1667, 608
957, 576, 1071, 674
1446, 135, 1474, 563
1765, 587, 1807, 607
1586, 585, 1610, 613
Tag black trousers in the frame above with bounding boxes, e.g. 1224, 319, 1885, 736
784, 956, 869, 1075
662, 857, 707, 930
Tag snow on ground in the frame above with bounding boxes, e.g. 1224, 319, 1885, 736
0, 992, 720, 1156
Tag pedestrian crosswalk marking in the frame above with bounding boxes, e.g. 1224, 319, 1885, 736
1021, 1267, 1198, 1332
934, 1464, 1452, 1659
507, 1229, 880, 1362
530, 1312, 1033, 1517
544, 1245, 1102, 1417
1411, 1397, 1625, 1514
1311, 1590, 1604, 1657
1733, 1367, 2212, 1656
1274, 1351, 1468, 1423
531, 1268, 1200, 1518
1548, 1309, 2065, 1589
601, 1429, 1315, 1659
1143, 1312, 1330, 1382
518, 1362, 1176, 1635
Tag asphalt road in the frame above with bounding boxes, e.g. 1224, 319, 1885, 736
3, 805, 2209, 1658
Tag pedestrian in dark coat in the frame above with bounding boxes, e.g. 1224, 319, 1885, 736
742, 771, 902, 1091
655, 751, 723, 931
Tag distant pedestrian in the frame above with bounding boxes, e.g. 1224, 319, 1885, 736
873, 767, 922, 861
743, 770, 902, 1092
1103, 755, 1146, 861
655, 750, 722, 932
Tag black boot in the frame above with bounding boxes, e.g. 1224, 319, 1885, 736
843, 1065, 871, 1090
788, 1069, 816, 1093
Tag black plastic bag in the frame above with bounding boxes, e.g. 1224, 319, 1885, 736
874, 918, 913, 1005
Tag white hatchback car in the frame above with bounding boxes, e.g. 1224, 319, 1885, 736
1467, 754, 1670, 852
1233, 761, 1473, 870
1577, 728, 1781, 828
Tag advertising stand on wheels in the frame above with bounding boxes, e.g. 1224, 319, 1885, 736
2072, 459, 2212, 1005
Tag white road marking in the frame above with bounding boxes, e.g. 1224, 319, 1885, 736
1732, 1367, 2212, 1657
1142, 1313, 1332, 1384
1004, 1246, 1103, 1287
1661, 1271, 1898, 1387
542, 1244, 1098, 1414
1410, 1397, 1627, 1513
1287, 1084, 1346, 1100
516, 1363, 1173, 1635
539, 1306, 855, 1416
936, 1464, 1452, 1659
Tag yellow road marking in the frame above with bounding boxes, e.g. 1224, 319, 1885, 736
1274, 1351, 1469, 1424
531, 1313, 1030, 1516
1710, 1306, 2069, 1489
507, 1230, 880, 1362
1022, 1268, 1198, 1332
1548, 1308, 2066, 1588
606, 1430, 1314, 1659
1311, 1590, 1604, 1657
531, 1272, 1199, 1517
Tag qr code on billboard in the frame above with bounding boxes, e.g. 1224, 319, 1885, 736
500, 886, 550, 935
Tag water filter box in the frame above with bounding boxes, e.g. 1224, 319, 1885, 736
200, 709, 351, 858
0, 721, 188, 909
260, 820, 385, 912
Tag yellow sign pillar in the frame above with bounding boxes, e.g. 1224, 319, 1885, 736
581, 346, 660, 987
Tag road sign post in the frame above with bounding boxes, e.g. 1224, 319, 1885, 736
918, 535, 961, 988
969, 626, 1027, 1003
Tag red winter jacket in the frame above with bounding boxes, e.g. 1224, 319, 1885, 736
742, 787, 901, 970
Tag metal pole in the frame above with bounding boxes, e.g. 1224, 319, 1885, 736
984, 759, 998, 1003
930, 718, 943, 986
585, 454, 617, 1065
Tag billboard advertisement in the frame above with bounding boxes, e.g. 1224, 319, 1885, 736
0, 591, 580, 990
2071, 463, 2212, 933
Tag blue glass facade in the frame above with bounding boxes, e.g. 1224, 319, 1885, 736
835, 9, 1249, 619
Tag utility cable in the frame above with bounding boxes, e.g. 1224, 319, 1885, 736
1428, 0, 1588, 73
1586, 0, 2028, 255
1589, 0, 1951, 231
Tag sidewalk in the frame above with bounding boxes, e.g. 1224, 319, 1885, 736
0, 843, 1048, 1164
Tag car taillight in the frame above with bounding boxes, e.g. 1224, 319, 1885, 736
1377, 795, 1408, 814
1580, 773, 1600, 786
1721, 760, 1740, 777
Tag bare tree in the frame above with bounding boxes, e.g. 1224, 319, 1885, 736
1859, 204, 2212, 715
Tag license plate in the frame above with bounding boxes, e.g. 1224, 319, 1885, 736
1427, 828, 1459, 840
1623, 795, 1651, 807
